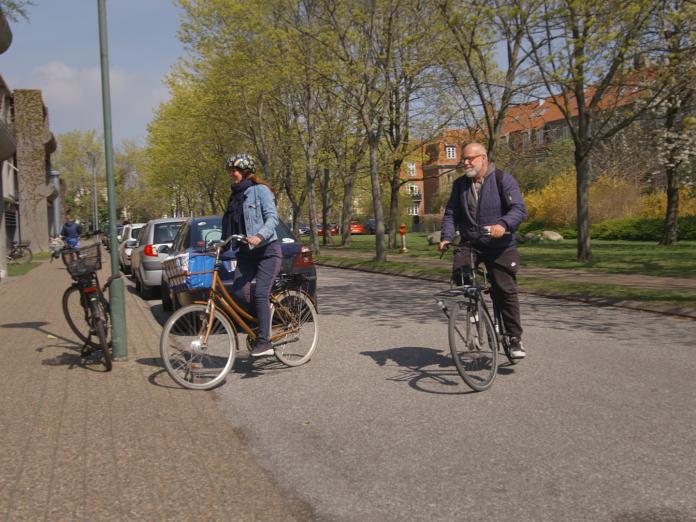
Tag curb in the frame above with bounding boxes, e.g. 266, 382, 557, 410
315, 259, 696, 321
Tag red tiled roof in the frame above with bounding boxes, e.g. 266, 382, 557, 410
500, 75, 649, 136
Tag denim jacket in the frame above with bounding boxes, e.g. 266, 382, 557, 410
243, 184, 278, 244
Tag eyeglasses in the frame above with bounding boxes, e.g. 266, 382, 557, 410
462, 154, 484, 163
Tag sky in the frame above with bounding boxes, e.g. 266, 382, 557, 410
0, 0, 186, 145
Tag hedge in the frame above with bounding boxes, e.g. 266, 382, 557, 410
519, 216, 696, 241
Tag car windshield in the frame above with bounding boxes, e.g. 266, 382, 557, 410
154, 222, 183, 244
192, 218, 223, 248
131, 226, 144, 240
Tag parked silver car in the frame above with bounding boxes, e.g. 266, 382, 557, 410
130, 217, 185, 299
117, 223, 145, 274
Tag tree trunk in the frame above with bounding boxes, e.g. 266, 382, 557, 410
660, 102, 681, 246
661, 166, 679, 245
320, 166, 334, 246
575, 148, 592, 262
307, 166, 320, 255
387, 158, 402, 249
340, 161, 357, 247
369, 131, 386, 261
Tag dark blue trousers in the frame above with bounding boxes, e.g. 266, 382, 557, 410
231, 241, 282, 346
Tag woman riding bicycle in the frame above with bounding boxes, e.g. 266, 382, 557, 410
221, 153, 281, 358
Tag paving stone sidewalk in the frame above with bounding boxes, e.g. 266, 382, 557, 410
0, 261, 312, 521
316, 249, 696, 319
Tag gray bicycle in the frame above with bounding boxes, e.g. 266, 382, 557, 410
435, 240, 518, 392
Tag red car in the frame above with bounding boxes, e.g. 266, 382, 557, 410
317, 223, 339, 236
349, 221, 365, 234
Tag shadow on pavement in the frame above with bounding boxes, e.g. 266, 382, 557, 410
1, 321, 109, 372
361, 346, 471, 395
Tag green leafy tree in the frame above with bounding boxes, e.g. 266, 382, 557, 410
525, 0, 678, 261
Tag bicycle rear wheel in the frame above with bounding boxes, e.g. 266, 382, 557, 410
90, 300, 112, 371
62, 286, 97, 347
271, 290, 318, 367
448, 299, 498, 392
160, 304, 237, 390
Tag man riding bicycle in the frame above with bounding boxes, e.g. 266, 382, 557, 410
61, 210, 82, 250
438, 142, 528, 358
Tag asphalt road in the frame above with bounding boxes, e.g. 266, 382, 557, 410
139, 266, 696, 522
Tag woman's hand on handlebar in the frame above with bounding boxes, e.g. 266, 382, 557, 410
247, 234, 262, 247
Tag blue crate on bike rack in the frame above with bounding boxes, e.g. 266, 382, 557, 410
163, 252, 215, 293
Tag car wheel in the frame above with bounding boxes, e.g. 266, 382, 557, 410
139, 273, 153, 299
161, 280, 174, 311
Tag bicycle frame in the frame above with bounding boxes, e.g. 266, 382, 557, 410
194, 245, 302, 349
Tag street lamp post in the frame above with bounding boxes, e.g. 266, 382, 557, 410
97, 0, 127, 359
87, 152, 98, 231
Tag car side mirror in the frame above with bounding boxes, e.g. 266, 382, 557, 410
157, 245, 170, 254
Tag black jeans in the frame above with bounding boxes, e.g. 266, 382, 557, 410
231, 241, 282, 346
453, 245, 523, 338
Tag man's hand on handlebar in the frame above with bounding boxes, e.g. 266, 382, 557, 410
438, 240, 451, 253
487, 224, 507, 239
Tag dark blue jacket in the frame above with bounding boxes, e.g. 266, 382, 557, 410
441, 167, 527, 250
61, 220, 82, 239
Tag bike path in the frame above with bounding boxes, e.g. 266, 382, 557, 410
316, 249, 696, 319
0, 260, 312, 521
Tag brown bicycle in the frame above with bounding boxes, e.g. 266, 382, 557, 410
159, 234, 319, 390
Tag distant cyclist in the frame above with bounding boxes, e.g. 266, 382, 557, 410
61, 210, 83, 250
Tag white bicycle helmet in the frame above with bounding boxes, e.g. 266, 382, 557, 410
225, 153, 256, 174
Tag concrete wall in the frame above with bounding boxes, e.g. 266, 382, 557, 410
0, 9, 14, 283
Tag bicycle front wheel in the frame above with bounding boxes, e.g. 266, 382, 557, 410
90, 300, 112, 371
11, 247, 32, 264
160, 304, 237, 390
271, 290, 318, 367
448, 300, 498, 392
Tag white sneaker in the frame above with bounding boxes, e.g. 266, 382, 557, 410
509, 337, 526, 359
251, 344, 274, 357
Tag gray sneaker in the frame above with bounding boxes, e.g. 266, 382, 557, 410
509, 337, 526, 359
251, 343, 274, 357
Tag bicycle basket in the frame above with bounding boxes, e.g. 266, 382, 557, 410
62, 243, 101, 278
162, 252, 215, 293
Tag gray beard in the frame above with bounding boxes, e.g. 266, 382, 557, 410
465, 168, 477, 178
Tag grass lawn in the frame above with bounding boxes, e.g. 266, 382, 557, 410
6, 252, 52, 277
316, 253, 696, 310
7, 262, 41, 277
315, 234, 696, 279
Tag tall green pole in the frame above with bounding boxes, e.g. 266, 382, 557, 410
97, 0, 127, 359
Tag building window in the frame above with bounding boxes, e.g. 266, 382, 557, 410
407, 204, 420, 216
445, 145, 457, 160
407, 162, 417, 177
407, 183, 420, 196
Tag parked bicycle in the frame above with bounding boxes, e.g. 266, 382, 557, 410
7, 240, 32, 264
434, 238, 518, 392
61, 243, 120, 371
160, 234, 319, 390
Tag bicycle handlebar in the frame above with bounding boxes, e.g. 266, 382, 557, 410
103, 273, 122, 291
208, 234, 250, 252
